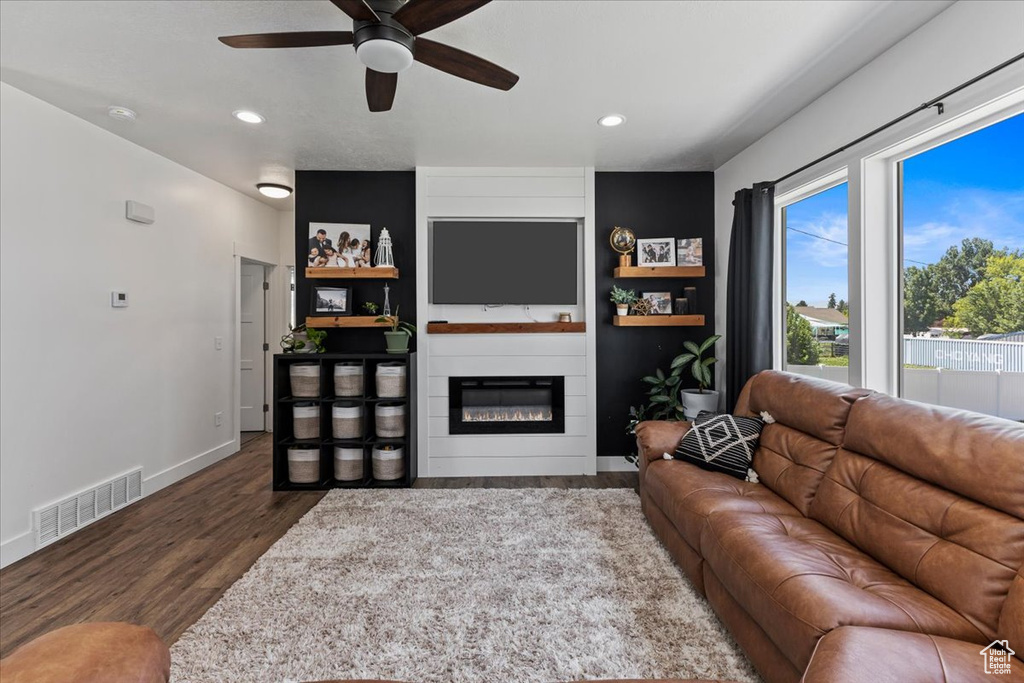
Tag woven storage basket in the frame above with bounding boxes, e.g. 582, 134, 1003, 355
333, 447, 364, 481
375, 402, 406, 438
289, 363, 320, 398
287, 447, 320, 484
375, 362, 407, 398
332, 402, 364, 440
372, 446, 404, 481
333, 362, 364, 397
292, 403, 320, 440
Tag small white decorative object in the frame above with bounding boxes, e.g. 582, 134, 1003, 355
382, 283, 392, 317
662, 452, 674, 460
374, 227, 395, 268
760, 410, 776, 424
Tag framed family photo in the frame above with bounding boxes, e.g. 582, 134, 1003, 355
637, 238, 676, 267
308, 222, 373, 268
677, 238, 703, 267
310, 287, 352, 316
642, 291, 673, 315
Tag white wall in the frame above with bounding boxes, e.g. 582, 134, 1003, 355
0, 83, 285, 567
713, 0, 1024, 395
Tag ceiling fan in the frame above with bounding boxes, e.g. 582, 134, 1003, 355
218, 0, 519, 112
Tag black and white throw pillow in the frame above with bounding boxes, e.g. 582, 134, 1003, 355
673, 412, 764, 481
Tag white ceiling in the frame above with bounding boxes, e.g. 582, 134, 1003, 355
0, 0, 953, 207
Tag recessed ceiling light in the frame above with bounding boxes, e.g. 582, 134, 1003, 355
598, 114, 626, 127
108, 106, 137, 122
233, 110, 265, 124
256, 183, 292, 199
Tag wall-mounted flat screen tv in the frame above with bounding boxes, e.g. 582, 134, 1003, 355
431, 221, 578, 305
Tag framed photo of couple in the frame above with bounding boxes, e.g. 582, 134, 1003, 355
308, 222, 373, 268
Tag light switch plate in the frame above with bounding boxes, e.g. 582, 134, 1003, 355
111, 291, 129, 308
215, 336, 223, 350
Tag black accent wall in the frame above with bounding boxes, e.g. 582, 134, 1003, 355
594, 172, 716, 458
295, 171, 417, 354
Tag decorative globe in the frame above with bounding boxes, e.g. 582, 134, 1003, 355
610, 226, 636, 255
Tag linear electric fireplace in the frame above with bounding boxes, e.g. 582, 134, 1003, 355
449, 376, 565, 435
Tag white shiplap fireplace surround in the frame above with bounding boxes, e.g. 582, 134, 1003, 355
415, 168, 597, 477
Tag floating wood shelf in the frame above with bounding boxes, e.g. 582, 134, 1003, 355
613, 315, 705, 327
305, 267, 399, 279
305, 316, 391, 328
613, 266, 705, 278
426, 322, 586, 334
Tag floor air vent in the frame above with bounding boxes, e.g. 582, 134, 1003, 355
33, 467, 143, 549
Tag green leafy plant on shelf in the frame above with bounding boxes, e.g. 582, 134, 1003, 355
280, 324, 327, 354
375, 305, 417, 354
362, 301, 379, 315
609, 286, 638, 305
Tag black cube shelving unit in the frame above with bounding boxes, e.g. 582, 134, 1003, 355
273, 352, 417, 490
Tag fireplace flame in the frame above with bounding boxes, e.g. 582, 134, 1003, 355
462, 406, 553, 422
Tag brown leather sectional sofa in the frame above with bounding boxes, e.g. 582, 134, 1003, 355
635, 370, 1024, 683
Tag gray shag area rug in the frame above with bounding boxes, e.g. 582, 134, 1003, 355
171, 488, 759, 683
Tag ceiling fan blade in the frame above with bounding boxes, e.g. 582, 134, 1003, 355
366, 69, 398, 112
329, 0, 379, 22
414, 38, 518, 91
219, 31, 354, 49
392, 0, 491, 35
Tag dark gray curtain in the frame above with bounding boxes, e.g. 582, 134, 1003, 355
726, 182, 775, 410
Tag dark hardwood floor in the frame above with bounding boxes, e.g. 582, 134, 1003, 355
0, 435, 637, 656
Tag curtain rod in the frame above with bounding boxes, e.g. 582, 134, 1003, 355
766, 51, 1024, 189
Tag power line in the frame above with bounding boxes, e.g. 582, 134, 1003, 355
785, 226, 931, 266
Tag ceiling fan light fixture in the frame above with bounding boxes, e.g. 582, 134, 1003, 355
356, 38, 414, 73
598, 114, 626, 127
256, 183, 293, 199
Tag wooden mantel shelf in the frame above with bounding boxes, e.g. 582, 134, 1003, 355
613, 315, 705, 327
427, 322, 586, 334
305, 267, 399, 279
306, 316, 390, 328
614, 266, 705, 278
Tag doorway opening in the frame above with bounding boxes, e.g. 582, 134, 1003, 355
240, 259, 268, 440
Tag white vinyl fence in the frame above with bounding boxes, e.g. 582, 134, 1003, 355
788, 365, 1024, 421
903, 337, 1024, 372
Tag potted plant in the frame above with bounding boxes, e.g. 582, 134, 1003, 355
375, 306, 417, 354
671, 334, 721, 418
280, 324, 327, 353
362, 301, 379, 316
609, 286, 637, 316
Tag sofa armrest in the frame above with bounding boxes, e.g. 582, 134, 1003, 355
0, 622, 170, 683
803, 626, 1024, 683
635, 420, 691, 464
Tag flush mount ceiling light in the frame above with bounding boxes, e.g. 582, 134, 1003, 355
356, 35, 414, 74
107, 106, 137, 122
233, 110, 265, 124
598, 114, 626, 127
256, 183, 293, 199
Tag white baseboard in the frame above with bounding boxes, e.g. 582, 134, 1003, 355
597, 456, 638, 472
0, 530, 35, 569
143, 439, 238, 496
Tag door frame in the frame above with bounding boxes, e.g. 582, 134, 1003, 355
239, 259, 269, 432
233, 241, 281, 450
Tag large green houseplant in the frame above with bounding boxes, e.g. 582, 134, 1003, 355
672, 334, 720, 418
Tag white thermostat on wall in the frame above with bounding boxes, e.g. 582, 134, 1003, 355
111, 291, 129, 308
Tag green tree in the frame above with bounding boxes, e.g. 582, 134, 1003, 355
903, 265, 944, 333
827, 293, 837, 309
948, 254, 1024, 335
796, 299, 808, 307
786, 303, 819, 365
837, 299, 849, 316
931, 238, 996, 309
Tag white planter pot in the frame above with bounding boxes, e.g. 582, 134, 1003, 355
616, 304, 629, 316
681, 389, 720, 420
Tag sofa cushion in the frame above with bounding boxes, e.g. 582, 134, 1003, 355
809, 446, 1024, 642
675, 412, 764, 480
802, 626, 1024, 683
700, 511, 988, 671
645, 460, 799, 552
739, 372, 872, 515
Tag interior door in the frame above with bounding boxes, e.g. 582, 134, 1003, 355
240, 262, 267, 431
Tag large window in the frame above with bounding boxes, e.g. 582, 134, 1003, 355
781, 182, 850, 385
898, 113, 1024, 420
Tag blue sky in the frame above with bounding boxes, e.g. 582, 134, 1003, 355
785, 112, 1024, 307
